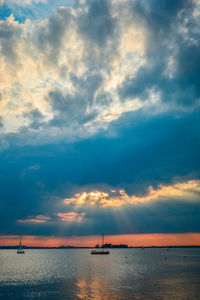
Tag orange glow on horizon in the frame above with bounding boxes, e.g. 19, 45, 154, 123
0, 233, 200, 247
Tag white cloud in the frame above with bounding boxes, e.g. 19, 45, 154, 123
0, 0, 198, 146
0, 3, 146, 140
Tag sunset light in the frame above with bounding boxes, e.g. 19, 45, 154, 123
0, 0, 200, 298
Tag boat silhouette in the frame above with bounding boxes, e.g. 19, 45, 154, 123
17, 236, 25, 254
91, 233, 109, 255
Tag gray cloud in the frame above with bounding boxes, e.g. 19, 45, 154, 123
0, 116, 3, 128
76, 0, 120, 71
46, 72, 104, 128
0, 15, 23, 64
78, 0, 116, 46
24, 108, 44, 129
48, 88, 88, 127
119, 0, 200, 108
35, 6, 72, 65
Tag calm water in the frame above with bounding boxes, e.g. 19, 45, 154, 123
0, 248, 200, 300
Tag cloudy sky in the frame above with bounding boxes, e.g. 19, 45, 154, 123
0, 0, 200, 246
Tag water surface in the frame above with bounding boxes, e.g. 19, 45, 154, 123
0, 248, 200, 299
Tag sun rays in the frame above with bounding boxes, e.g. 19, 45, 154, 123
63, 180, 200, 208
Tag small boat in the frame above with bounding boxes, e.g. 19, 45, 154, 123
91, 249, 110, 254
91, 233, 109, 255
17, 236, 25, 254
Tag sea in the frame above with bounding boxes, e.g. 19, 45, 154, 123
0, 248, 200, 300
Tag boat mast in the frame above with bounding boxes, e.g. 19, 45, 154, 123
19, 236, 21, 249
102, 233, 104, 248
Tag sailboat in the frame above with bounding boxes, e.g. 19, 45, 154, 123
91, 233, 109, 255
17, 236, 25, 254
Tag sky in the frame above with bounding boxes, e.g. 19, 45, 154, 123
0, 0, 200, 247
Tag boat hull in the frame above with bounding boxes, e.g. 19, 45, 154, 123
91, 250, 109, 254
17, 250, 25, 254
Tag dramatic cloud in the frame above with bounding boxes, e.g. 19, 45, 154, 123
3, 0, 199, 144
0, 0, 199, 242
119, 0, 200, 110
64, 180, 200, 207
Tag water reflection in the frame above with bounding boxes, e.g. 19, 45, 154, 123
76, 278, 103, 299
0, 248, 200, 300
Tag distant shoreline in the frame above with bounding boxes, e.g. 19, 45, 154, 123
0, 245, 200, 249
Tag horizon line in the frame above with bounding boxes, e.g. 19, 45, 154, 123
1, 245, 200, 248
1, 233, 200, 247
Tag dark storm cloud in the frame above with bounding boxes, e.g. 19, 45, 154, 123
2, 200, 200, 236
0, 110, 199, 235
119, 0, 200, 108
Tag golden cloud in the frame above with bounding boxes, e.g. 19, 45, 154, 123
64, 180, 200, 207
